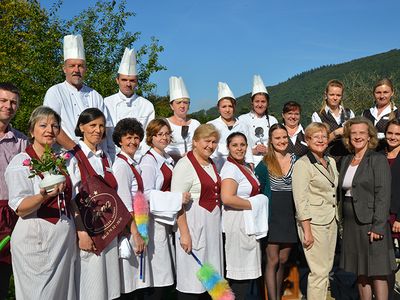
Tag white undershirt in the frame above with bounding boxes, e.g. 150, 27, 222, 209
342, 164, 358, 197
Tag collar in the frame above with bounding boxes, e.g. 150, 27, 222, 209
306, 150, 329, 165
149, 148, 174, 168
0, 125, 17, 142
217, 116, 239, 128
324, 105, 344, 115
118, 150, 137, 165
118, 90, 138, 103
249, 111, 268, 119
64, 80, 87, 93
370, 104, 397, 119
78, 140, 103, 158
285, 123, 304, 136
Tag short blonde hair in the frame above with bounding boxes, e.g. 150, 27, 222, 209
304, 122, 330, 140
342, 116, 378, 152
193, 124, 220, 142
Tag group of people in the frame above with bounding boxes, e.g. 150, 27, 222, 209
0, 32, 399, 300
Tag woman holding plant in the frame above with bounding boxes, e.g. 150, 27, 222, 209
5, 106, 77, 299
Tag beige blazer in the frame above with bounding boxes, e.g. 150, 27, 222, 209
292, 152, 339, 225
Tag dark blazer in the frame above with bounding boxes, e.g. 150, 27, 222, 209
339, 149, 391, 235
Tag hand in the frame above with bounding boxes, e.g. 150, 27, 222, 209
368, 231, 383, 243
132, 232, 145, 255
179, 232, 192, 253
302, 229, 314, 250
78, 231, 96, 252
40, 182, 66, 200
334, 128, 344, 137
393, 221, 400, 233
254, 144, 267, 155
182, 192, 191, 205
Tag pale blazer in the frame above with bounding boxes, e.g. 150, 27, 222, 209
339, 149, 391, 235
292, 151, 339, 225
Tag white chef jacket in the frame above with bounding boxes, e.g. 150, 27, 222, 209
165, 118, 200, 159
104, 91, 155, 161
207, 116, 254, 171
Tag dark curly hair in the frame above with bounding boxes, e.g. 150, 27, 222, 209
112, 118, 144, 146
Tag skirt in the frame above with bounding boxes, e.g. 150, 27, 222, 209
267, 191, 298, 244
340, 196, 396, 276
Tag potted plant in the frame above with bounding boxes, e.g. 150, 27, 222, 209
23, 145, 70, 192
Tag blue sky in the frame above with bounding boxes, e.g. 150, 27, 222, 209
39, 0, 400, 111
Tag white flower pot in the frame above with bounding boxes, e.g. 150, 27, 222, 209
39, 172, 66, 193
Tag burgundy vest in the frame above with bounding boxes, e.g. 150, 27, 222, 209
146, 150, 172, 192
117, 153, 144, 193
25, 145, 72, 224
227, 156, 260, 197
187, 151, 221, 212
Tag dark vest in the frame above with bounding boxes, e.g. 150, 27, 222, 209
287, 131, 308, 157
146, 150, 173, 192
362, 108, 400, 133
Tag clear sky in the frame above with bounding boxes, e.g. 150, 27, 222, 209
39, 0, 400, 111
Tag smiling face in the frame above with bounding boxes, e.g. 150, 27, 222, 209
270, 128, 289, 153
228, 135, 247, 162
282, 108, 300, 129
63, 59, 87, 89
218, 98, 235, 121
374, 84, 394, 109
0, 89, 19, 125
151, 125, 171, 152
350, 123, 369, 153
193, 135, 218, 161
306, 129, 329, 157
116, 74, 138, 98
325, 85, 343, 109
385, 123, 400, 150
170, 98, 190, 119
79, 116, 105, 150
31, 116, 60, 148
119, 133, 141, 158
251, 93, 268, 117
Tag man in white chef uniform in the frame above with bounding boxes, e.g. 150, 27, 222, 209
104, 48, 155, 161
238, 75, 278, 166
43, 34, 113, 153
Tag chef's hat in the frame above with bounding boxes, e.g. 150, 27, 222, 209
169, 76, 190, 102
118, 48, 137, 76
64, 34, 85, 61
218, 82, 236, 102
252, 75, 269, 97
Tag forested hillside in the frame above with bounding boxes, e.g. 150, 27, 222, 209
191, 49, 400, 125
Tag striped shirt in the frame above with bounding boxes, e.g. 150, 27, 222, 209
269, 153, 296, 192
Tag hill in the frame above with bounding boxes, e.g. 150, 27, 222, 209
191, 49, 400, 125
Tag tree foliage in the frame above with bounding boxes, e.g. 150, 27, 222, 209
0, 0, 165, 133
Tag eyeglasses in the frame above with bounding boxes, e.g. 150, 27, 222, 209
156, 132, 171, 138
310, 135, 328, 141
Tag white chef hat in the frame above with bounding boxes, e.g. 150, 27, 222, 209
63, 34, 85, 61
118, 48, 137, 76
169, 76, 190, 102
252, 74, 269, 97
218, 82, 236, 102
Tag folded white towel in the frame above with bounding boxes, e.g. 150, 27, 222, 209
243, 194, 269, 239
118, 236, 133, 259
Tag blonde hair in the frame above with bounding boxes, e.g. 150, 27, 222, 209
263, 124, 288, 177
319, 79, 344, 114
193, 124, 220, 143
373, 78, 396, 120
304, 122, 330, 140
342, 117, 378, 152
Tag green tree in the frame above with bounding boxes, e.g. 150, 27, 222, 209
0, 0, 165, 133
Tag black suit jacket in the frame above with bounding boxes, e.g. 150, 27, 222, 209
339, 149, 391, 235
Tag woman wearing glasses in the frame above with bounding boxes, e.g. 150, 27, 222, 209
292, 122, 339, 300
165, 76, 200, 163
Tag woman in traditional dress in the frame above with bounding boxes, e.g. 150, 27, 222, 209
5, 106, 76, 299
67, 108, 121, 300
172, 124, 222, 299
140, 118, 190, 299
165, 76, 200, 163
311, 79, 354, 164
282, 101, 308, 157
221, 132, 267, 299
339, 117, 396, 300
111, 118, 150, 298
362, 78, 399, 141
255, 124, 298, 300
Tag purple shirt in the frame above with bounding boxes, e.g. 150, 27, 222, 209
0, 126, 28, 199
